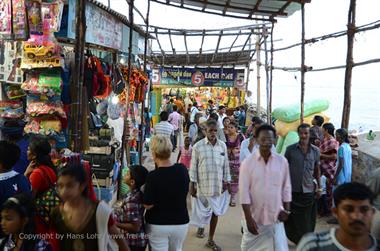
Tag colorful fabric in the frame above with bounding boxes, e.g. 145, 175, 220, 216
114, 189, 147, 248
319, 137, 339, 211
179, 145, 192, 169
239, 150, 292, 226
319, 137, 339, 180
190, 138, 231, 197
226, 133, 245, 196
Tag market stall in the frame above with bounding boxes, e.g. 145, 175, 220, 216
0, 0, 150, 203
151, 66, 246, 124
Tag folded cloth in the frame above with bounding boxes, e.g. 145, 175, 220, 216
190, 191, 231, 228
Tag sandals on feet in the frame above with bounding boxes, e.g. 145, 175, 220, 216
196, 228, 205, 238
206, 240, 222, 251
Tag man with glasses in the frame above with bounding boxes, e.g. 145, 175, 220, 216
190, 119, 231, 251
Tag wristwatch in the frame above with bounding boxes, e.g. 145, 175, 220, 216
316, 188, 323, 192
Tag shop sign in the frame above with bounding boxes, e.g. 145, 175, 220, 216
152, 67, 245, 88
68, 0, 122, 50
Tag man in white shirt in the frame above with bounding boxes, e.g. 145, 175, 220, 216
153, 111, 174, 138
217, 105, 227, 129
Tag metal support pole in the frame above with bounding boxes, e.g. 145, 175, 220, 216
264, 27, 270, 124
256, 34, 261, 116
269, 23, 274, 124
300, 1, 306, 123
342, 0, 356, 129
119, 0, 134, 199
72, 0, 86, 152
138, 0, 151, 164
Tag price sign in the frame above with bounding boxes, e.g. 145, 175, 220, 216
191, 71, 205, 86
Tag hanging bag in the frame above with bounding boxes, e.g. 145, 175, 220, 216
35, 168, 61, 225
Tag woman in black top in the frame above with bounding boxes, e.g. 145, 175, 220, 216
144, 135, 190, 251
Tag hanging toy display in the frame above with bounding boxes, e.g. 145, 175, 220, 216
119, 66, 148, 104
12, 0, 29, 40
0, 0, 12, 38
27, 0, 43, 35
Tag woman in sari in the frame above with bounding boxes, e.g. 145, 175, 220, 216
319, 123, 339, 214
225, 121, 245, 207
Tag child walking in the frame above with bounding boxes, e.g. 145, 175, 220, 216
0, 193, 52, 250
50, 163, 129, 251
177, 136, 192, 169
115, 165, 149, 251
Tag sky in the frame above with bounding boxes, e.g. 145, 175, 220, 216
98, 0, 380, 130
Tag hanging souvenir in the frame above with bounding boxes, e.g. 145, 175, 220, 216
41, 1, 64, 32
0, 0, 12, 37
26, 0, 43, 35
12, 0, 29, 40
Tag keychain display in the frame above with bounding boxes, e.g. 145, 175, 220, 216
24, 117, 62, 135
0, 101, 24, 119
21, 72, 62, 96
6, 85, 26, 99
27, 101, 66, 118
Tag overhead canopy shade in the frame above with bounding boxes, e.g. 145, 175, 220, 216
144, 50, 253, 67
150, 0, 311, 20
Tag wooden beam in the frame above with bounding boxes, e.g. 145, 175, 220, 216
120, 0, 135, 199
223, 0, 231, 15
184, 32, 190, 65
264, 27, 270, 124
272, 0, 292, 18
211, 31, 223, 64
256, 34, 261, 116
72, 0, 86, 152
202, 0, 207, 11
300, 2, 306, 123
269, 23, 274, 122
168, 30, 176, 54
150, 0, 274, 21
249, 0, 263, 18
155, 28, 165, 56
342, 0, 356, 129
138, 0, 151, 165
236, 30, 254, 61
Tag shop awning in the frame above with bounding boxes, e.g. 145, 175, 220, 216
150, 0, 311, 20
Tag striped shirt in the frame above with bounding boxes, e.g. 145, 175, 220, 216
297, 228, 380, 251
190, 137, 231, 197
153, 121, 174, 137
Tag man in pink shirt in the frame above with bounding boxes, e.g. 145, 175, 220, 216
239, 124, 292, 251
168, 105, 182, 151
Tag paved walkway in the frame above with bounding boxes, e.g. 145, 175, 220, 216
142, 148, 333, 251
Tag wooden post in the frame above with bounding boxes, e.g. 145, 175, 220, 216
264, 27, 270, 124
300, 1, 306, 123
138, 0, 151, 164
269, 23, 274, 123
72, 0, 86, 152
342, 0, 356, 129
119, 0, 134, 199
256, 34, 261, 116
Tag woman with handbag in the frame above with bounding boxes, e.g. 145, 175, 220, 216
24, 135, 59, 250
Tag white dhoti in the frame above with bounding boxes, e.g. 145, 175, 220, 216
190, 191, 231, 228
241, 220, 288, 251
